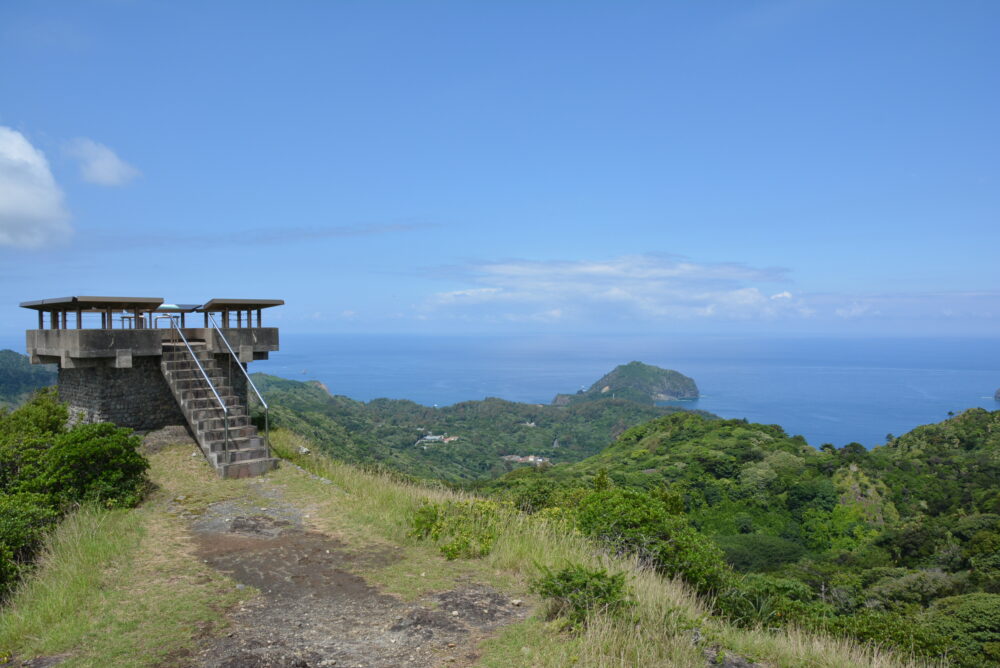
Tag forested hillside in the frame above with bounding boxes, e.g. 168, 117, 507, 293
0, 351, 55, 408
254, 372, 711, 482
476, 408, 1000, 665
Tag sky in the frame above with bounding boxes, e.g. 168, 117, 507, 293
0, 0, 998, 340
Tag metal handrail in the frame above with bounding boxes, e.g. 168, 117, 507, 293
167, 316, 229, 452
206, 313, 269, 446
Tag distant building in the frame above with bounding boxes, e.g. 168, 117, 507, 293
500, 454, 550, 466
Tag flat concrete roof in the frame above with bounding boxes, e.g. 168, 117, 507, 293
20, 296, 165, 311
200, 298, 285, 311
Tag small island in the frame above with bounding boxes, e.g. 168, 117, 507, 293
552, 361, 699, 406
995, 388, 1000, 402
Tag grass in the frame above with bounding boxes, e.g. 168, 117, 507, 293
0, 446, 249, 667
271, 429, 943, 668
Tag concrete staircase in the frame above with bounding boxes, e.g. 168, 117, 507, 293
161, 343, 278, 478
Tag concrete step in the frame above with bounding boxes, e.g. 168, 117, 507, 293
163, 343, 212, 360
200, 425, 257, 442
205, 435, 263, 453
187, 405, 247, 421
162, 363, 223, 378
198, 415, 251, 431
216, 447, 271, 464
177, 389, 238, 406
219, 457, 279, 479
171, 377, 230, 393
162, 350, 215, 364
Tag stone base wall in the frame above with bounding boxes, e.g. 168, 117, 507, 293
59, 356, 186, 431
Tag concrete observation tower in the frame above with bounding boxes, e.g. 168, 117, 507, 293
21, 296, 283, 478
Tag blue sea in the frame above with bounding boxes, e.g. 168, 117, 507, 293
252, 334, 1000, 449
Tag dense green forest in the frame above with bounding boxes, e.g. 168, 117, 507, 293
254, 371, 710, 482
471, 409, 1000, 665
0, 350, 55, 408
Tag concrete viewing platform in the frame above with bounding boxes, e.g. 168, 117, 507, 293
21, 296, 284, 478
22, 296, 282, 368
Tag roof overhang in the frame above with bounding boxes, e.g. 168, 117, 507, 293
199, 298, 284, 311
20, 296, 165, 312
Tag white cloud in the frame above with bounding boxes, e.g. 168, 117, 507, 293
65, 137, 139, 186
423, 254, 809, 322
0, 127, 71, 248
835, 302, 874, 319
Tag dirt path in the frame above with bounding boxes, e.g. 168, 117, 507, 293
186, 478, 527, 668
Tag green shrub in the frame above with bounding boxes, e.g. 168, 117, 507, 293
575, 487, 731, 594
0, 493, 59, 557
531, 563, 633, 629
866, 568, 966, 609
715, 533, 806, 572
497, 476, 560, 512
0, 544, 17, 597
714, 573, 830, 629
27, 423, 148, 508
825, 609, 947, 659
0, 388, 67, 441
0, 390, 67, 494
920, 593, 1000, 667
0, 493, 59, 595
410, 499, 511, 559
968, 530, 1000, 592
0, 435, 48, 493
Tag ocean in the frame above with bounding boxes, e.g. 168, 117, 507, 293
253, 334, 1000, 449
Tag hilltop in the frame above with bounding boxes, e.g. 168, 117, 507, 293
552, 361, 698, 406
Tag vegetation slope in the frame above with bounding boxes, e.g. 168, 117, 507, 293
0, 350, 55, 408
477, 409, 1000, 666
254, 369, 711, 483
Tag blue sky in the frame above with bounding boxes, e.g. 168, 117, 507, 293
1, 0, 997, 340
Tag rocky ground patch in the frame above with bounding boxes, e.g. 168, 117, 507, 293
187, 481, 527, 668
